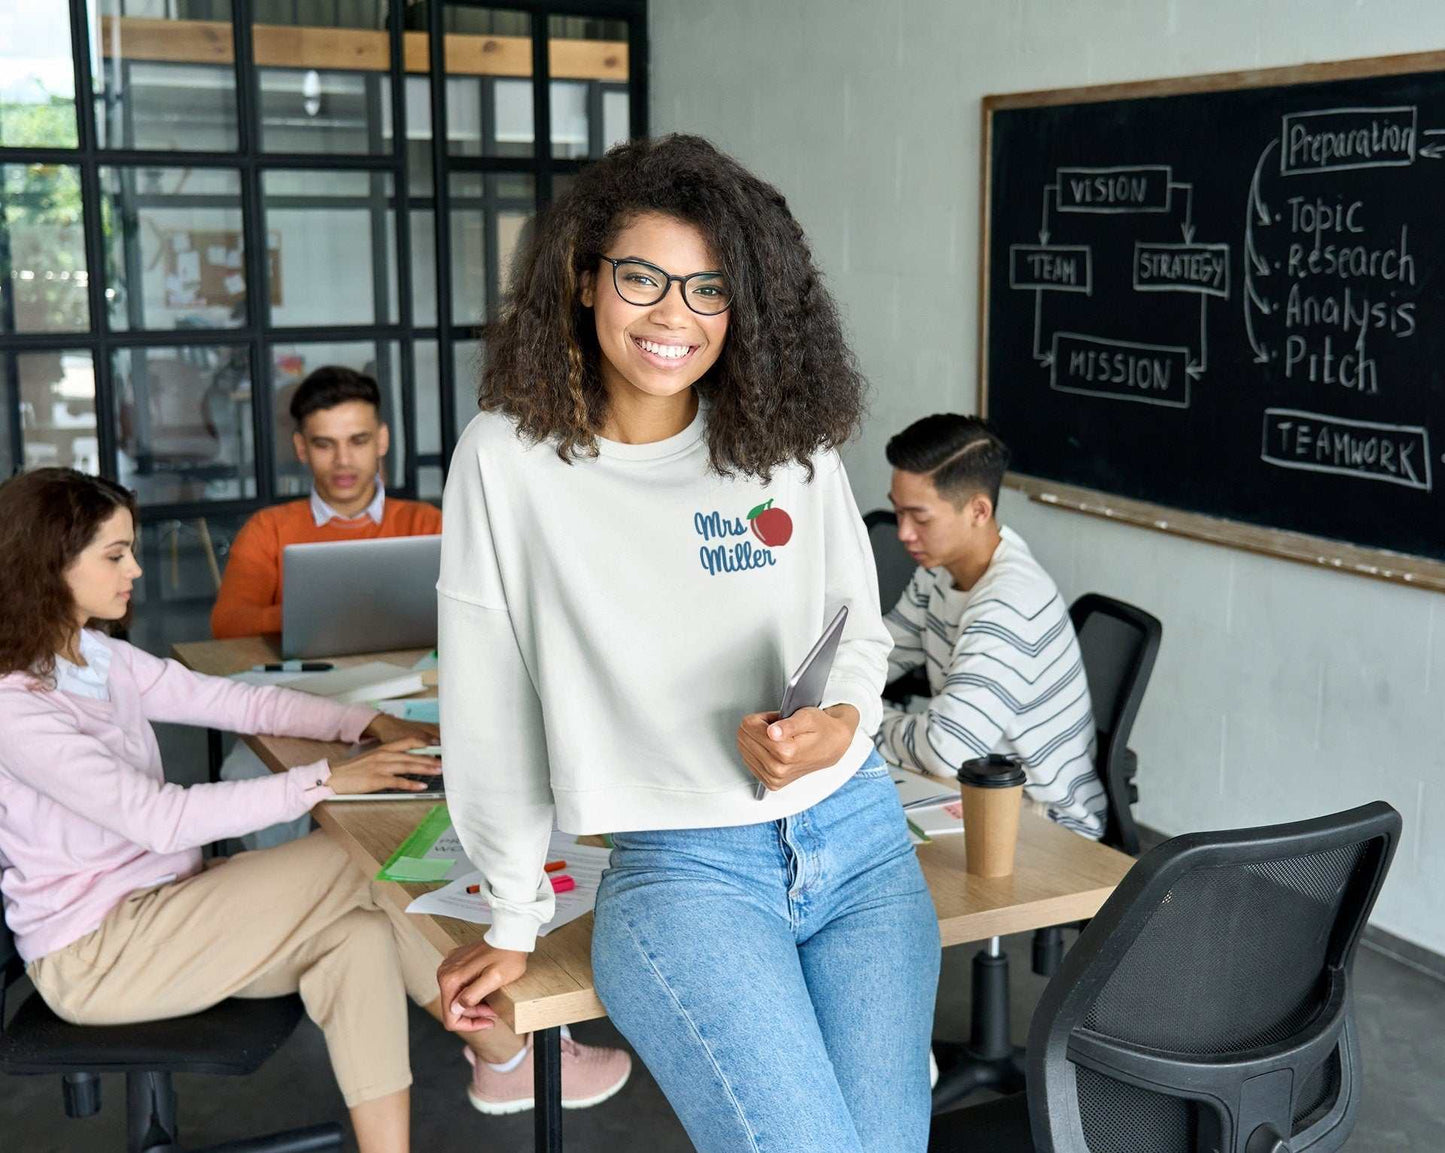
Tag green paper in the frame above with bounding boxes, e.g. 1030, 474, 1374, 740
376, 804, 453, 881
383, 857, 455, 883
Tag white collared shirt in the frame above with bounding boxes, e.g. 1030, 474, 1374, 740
54, 629, 114, 702
309, 477, 386, 527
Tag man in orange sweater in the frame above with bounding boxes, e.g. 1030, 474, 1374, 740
212, 366, 442, 639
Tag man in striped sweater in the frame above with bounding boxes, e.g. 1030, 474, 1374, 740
874, 414, 1106, 839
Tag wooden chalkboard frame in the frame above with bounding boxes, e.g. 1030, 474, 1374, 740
979, 50, 1445, 595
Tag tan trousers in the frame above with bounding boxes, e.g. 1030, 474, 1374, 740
28, 831, 440, 1107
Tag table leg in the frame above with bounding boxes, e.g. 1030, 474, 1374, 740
207, 727, 224, 784
534, 1026, 563, 1152
203, 727, 226, 860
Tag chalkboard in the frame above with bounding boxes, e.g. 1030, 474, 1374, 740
981, 54, 1445, 590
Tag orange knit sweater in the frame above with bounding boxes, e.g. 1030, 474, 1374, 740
210, 497, 443, 639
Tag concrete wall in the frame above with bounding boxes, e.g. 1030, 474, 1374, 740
650, 0, 1445, 953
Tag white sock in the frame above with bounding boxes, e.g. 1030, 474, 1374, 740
483, 1025, 571, 1074
484, 1044, 529, 1075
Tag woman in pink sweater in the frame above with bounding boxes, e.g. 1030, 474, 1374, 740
0, 468, 577, 1151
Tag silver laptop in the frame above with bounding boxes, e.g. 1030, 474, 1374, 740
281, 536, 441, 659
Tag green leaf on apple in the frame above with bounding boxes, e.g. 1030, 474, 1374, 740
746, 499, 772, 521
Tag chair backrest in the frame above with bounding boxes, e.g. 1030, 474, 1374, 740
1026, 801, 1401, 1153
0, 904, 22, 1023
862, 509, 916, 615
1069, 594, 1162, 854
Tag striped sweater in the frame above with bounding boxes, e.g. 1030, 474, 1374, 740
875, 526, 1106, 839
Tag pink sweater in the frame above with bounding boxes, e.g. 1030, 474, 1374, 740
0, 634, 376, 962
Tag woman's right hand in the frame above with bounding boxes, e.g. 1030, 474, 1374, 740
437, 942, 530, 1032
326, 739, 442, 795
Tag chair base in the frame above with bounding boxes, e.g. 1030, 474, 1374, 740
123, 1070, 343, 1153
931, 1040, 1026, 1114
931, 946, 1027, 1114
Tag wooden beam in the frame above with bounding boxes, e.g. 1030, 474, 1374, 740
549, 38, 629, 83
255, 23, 390, 73
99, 15, 234, 65
402, 30, 532, 78
98, 17, 627, 81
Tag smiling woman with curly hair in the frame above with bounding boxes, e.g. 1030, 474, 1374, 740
438, 134, 940, 1153
480, 132, 866, 479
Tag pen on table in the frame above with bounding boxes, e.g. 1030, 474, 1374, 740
544, 860, 567, 873
250, 661, 334, 672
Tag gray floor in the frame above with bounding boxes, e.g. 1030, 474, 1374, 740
4, 550, 1442, 1149
4, 934, 1442, 1151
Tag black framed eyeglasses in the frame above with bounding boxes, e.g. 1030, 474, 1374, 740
599, 256, 733, 316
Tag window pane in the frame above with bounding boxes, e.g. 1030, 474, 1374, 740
2, 164, 90, 335
91, 1, 240, 151
0, 0, 79, 148
271, 341, 406, 497
547, 15, 628, 159
413, 337, 440, 456
410, 9, 534, 159
452, 338, 482, 441
450, 172, 533, 327
131, 511, 251, 613
255, 4, 391, 154
602, 87, 629, 153
114, 344, 255, 505
101, 166, 246, 332
408, 208, 436, 327
486, 78, 533, 158
382, 75, 442, 196
263, 170, 397, 327
407, 174, 533, 330
12, 349, 97, 474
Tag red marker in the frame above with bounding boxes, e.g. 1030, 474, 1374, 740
549, 874, 575, 894
544, 859, 567, 873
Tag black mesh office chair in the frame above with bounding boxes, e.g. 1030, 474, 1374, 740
863, 509, 917, 616
862, 509, 929, 703
931, 592, 1162, 1111
930, 800, 1401, 1152
1, 914, 342, 1152
1027, 594, 1163, 974
1069, 593, 1162, 858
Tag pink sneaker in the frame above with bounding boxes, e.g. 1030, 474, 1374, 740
464, 1035, 632, 1115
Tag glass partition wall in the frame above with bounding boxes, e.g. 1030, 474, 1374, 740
0, 0, 645, 610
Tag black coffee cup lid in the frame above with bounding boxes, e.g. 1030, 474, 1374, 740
957, 754, 1027, 789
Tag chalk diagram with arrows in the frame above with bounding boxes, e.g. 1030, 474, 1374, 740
1244, 105, 1435, 493
1009, 164, 1230, 410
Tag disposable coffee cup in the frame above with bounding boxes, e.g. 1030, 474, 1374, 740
957, 754, 1027, 877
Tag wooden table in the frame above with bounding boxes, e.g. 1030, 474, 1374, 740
174, 637, 1135, 1148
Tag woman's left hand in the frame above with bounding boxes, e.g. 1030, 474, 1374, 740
737, 704, 859, 793
362, 712, 439, 749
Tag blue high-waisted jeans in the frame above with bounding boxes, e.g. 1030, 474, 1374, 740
591, 750, 942, 1152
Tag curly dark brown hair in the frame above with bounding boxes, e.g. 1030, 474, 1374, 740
0, 468, 138, 685
480, 133, 867, 480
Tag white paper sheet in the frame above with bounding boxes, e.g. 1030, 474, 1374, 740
891, 767, 959, 810
405, 832, 611, 937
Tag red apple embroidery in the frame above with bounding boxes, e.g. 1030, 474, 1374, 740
747, 499, 793, 547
